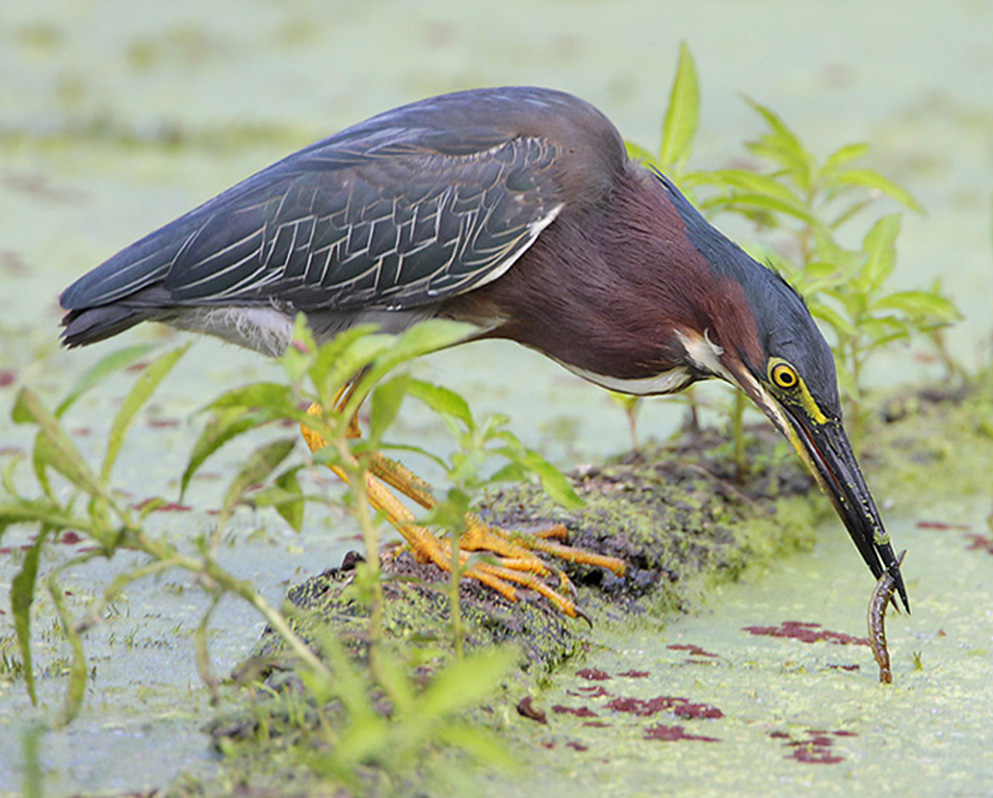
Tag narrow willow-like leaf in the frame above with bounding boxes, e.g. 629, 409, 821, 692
273, 469, 305, 531
415, 647, 516, 719
700, 193, 819, 226
835, 168, 923, 212
56, 343, 158, 418
368, 374, 410, 447
434, 723, 513, 768
0, 499, 96, 534
808, 301, 857, 338
872, 290, 959, 320
180, 408, 270, 499
703, 168, 802, 204
820, 142, 871, 176
745, 97, 814, 186
220, 438, 297, 520
13, 387, 105, 499
11, 534, 44, 705
861, 214, 901, 290
48, 579, 87, 726
351, 320, 475, 404
102, 344, 189, 485
405, 378, 474, 428
512, 449, 582, 511
659, 41, 699, 171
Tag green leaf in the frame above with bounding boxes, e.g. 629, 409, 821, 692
416, 647, 516, 719
861, 214, 901, 289
102, 344, 189, 486
205, 382, 302, 419
56, 343, 158, 418
273, 469, 304, 531
348, 320, 475, 412
744, 98, 813, 188
368, 374, 410, 446
820, 142, 871, 176
220, 438, 297, 520
434, 722, 513, 767
48, 579, 87, 726
829, 197, 875, 230
12, 533, 45, 705
12, 387, 105, 499
181, 407, 271, 499
833, 168, 923, 212
702, 169, 802, 204
659, 41, 699, 171
699, 192, 818, 226
0, 499, 96, 534
808, 300, 857, 338
405, 378, 473, 428
493, 440, 582, 511
872, 290, 959, 320
309, 324, 386, 400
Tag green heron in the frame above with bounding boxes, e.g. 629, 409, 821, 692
60, 86, 908, 616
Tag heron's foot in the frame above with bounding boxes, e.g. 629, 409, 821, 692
301, 400, 626, 619
459, 518, 627, 578
397, 521, 591, 620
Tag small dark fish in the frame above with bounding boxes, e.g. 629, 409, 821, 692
868, 550, 907, 684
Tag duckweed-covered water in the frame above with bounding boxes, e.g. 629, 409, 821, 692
1, 0, 991, 794
490, 500, 993, 797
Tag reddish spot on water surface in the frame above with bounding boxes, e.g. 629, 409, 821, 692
0, 370, 16, 387
605, 695, 723, 720
147, 418, 181, 428
743, 620, 869, 646
916, 520, 970, 530
966, 534, 993, 555
565, 741, 589, 751
552, 705, 598, 718
644, 724, 719, 743
576, 668, 611, 681
132, 498, 193, 513
667, 643, 718, 658
771, 728, 855, 764
567, 685, 612, 699
617, 669, 650, 678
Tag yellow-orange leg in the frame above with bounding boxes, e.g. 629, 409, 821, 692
301, 402, 625, 618
367, 449, 625, 577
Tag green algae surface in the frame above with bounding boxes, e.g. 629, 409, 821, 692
2, 0, 992, 795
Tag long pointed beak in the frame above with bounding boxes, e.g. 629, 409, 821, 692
733, 372, 909, 612
784, 409, 909, 612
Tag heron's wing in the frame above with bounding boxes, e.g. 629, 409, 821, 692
61, 127, 564, 313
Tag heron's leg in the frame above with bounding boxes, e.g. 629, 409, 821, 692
366, 450, 626, 576
300, 400, 623, 618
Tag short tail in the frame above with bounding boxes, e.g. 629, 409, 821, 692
61, 306, 151, 348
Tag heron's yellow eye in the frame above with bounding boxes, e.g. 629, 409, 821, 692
771, 362, 798, 389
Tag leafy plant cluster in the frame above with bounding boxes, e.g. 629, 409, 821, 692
627, 42, 959, 449
1, 318, 579, 790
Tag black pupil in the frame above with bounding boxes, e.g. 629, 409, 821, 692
777, 367, 795, 386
